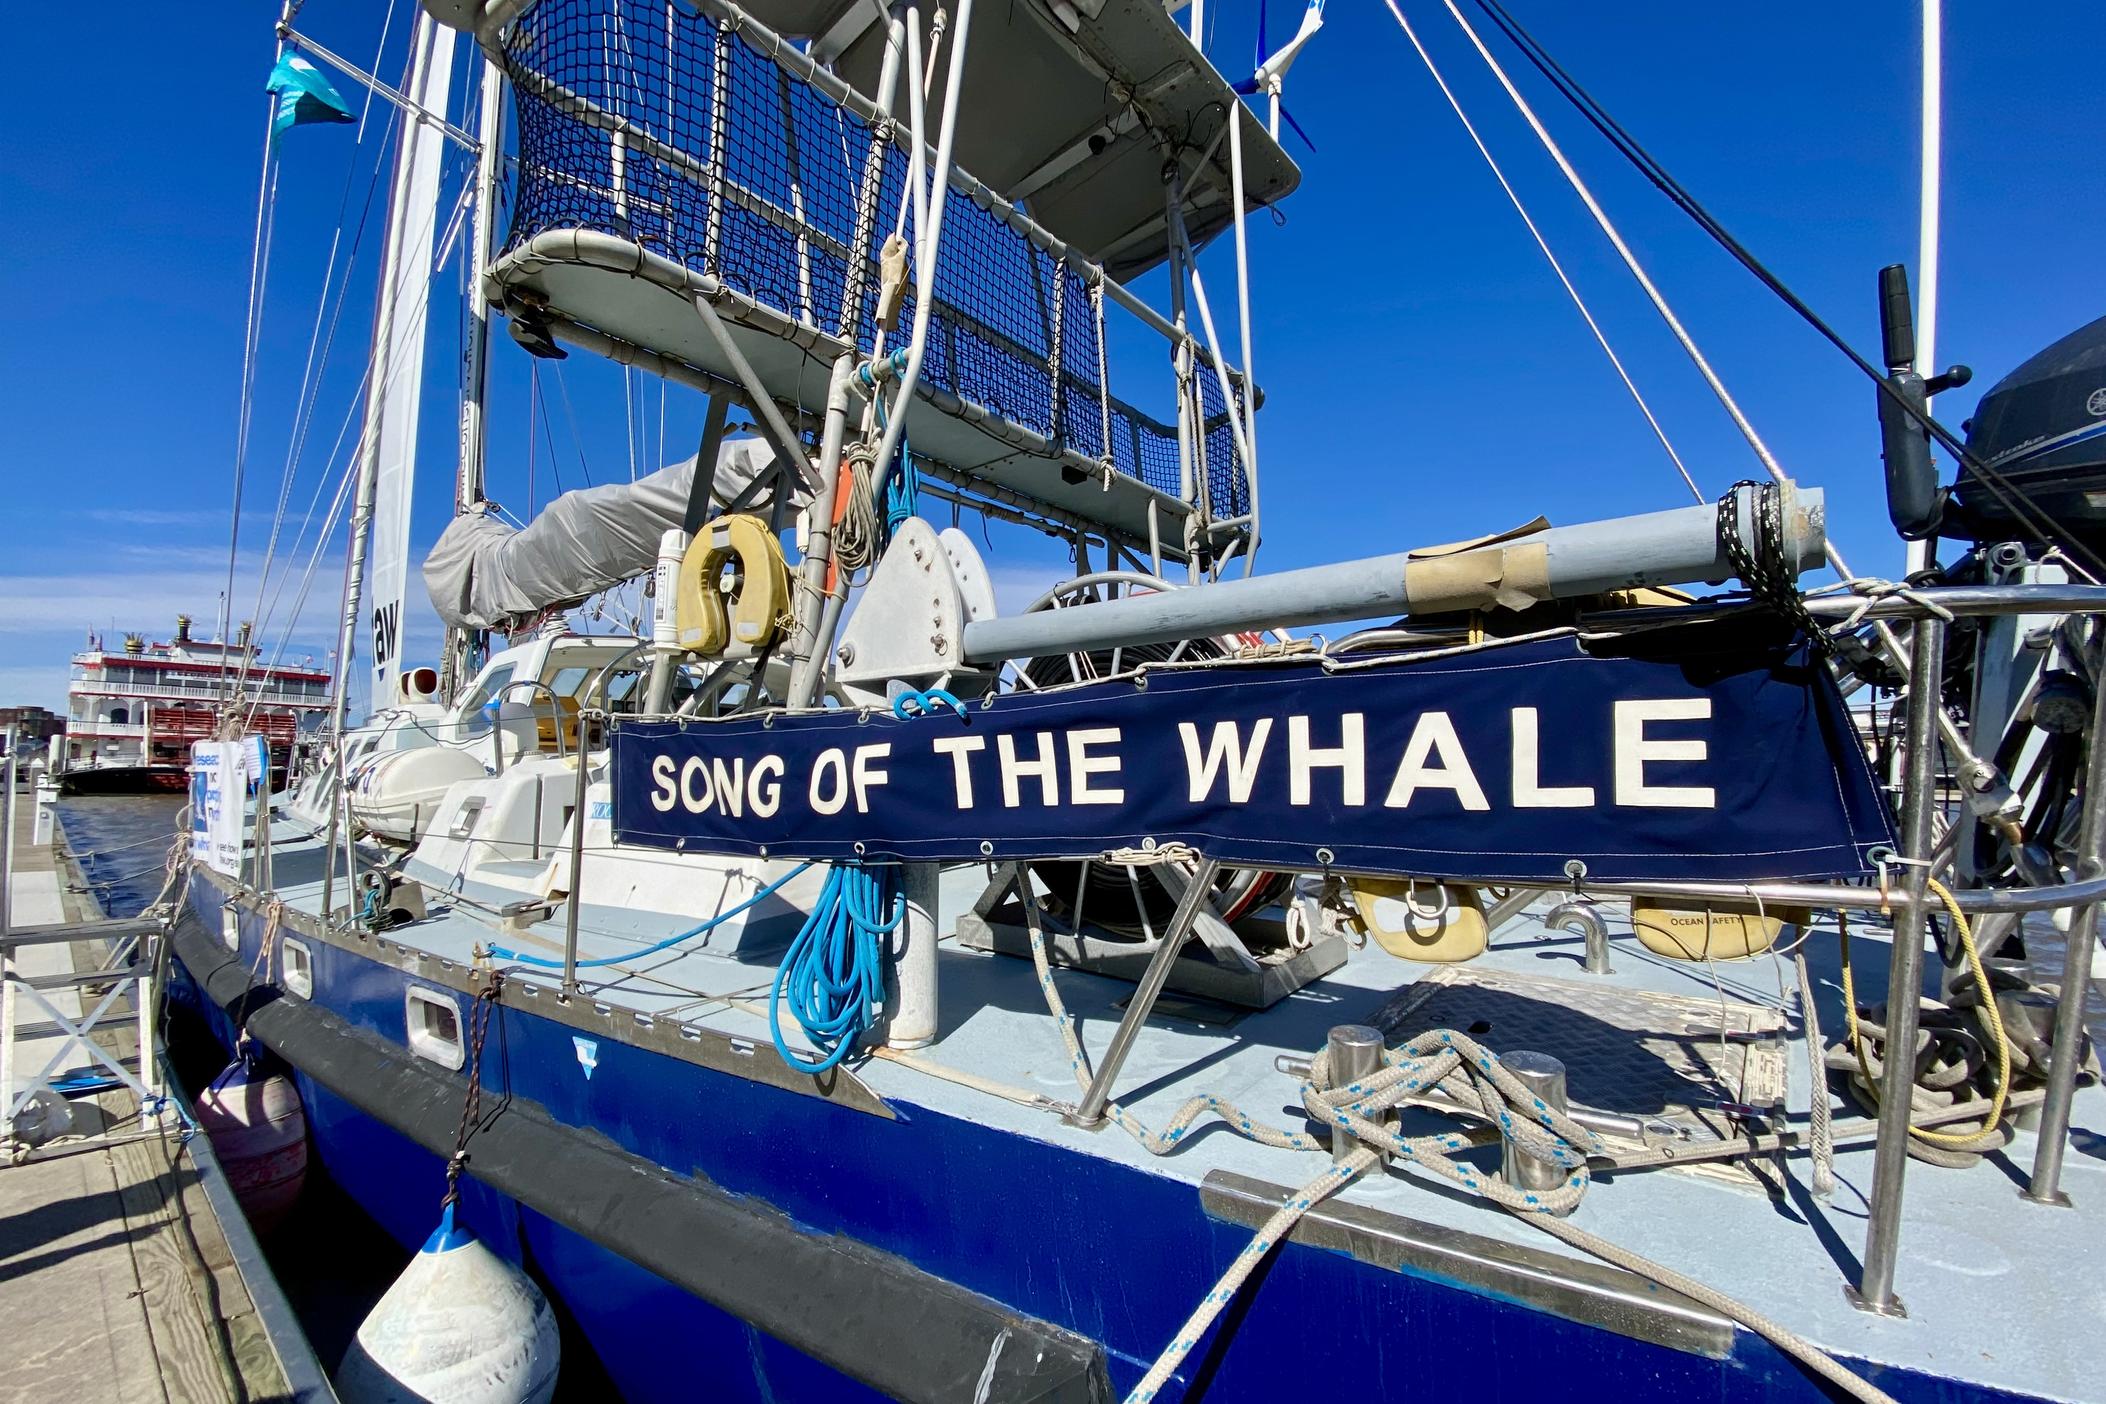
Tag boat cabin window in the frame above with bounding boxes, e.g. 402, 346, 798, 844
455, 664, 517, 737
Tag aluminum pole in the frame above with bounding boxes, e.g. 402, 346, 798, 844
561, 714, 598, 997
2024, 648, 2106, 1205
442, 56, 507, 699
1854, 616, 1944, 1315
1, 730, 15, 937
961, 485, 1823, 663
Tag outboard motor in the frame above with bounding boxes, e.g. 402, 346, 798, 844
1948, 310, 2106, 548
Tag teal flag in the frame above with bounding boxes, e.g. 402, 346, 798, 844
266, 52, 355, 139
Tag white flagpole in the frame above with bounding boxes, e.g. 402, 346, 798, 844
1908, 0, 1942, 574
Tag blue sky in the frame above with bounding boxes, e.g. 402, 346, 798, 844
1, 2, 2099, 717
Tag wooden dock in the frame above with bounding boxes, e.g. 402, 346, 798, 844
0, 782, 332, 1404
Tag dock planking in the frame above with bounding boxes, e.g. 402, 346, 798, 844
1, 784, 312, 1404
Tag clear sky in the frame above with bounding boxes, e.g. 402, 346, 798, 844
1, 1, 2100, 719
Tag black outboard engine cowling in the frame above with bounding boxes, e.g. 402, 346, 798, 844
1952, 313, 2106, 545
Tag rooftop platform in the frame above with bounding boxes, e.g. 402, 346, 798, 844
490, 0, 1261, 557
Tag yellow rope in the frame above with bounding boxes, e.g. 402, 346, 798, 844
1840, 876, 2013, 1149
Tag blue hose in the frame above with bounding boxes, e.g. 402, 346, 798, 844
769, 864, 902, 1074
487, 861, 814, 969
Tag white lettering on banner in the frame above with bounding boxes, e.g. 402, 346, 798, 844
851, 744, 892, 813
1288, 713, 1365, 806
1511, 707, 1594, 808
1383, 710, 1490, 811
1615, 699, 1716, 808
933, 734, 986, 807
1066, 728, 1126, 805
750, 755, 784, 817
628, 691, 1726, 833
680, 756, 712, 813
810, 748, 849, 815
999, 732, 1059, 809
1180, 718, 1273, 803
711, 757, 746, 818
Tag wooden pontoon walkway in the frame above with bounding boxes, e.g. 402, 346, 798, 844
0, 783, 331, 1404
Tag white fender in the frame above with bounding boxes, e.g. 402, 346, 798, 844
336, 1209, 560, 1404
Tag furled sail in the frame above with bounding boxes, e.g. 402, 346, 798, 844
362, 12, 458, 712
422, 438, 794, 631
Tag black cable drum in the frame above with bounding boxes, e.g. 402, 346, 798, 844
1952, 313, 2106, 545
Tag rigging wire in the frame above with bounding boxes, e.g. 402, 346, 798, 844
623, 364, 638, 483
237, 149, 472, 715
231, 15, 405, 708
1381, 0, 1702, 504
1431, 0, 1794, 502
242, 456, 362, 728
1464, 0, 2104, 583
221, 113, 284, 701
531, 364, 568, 496
549, 360, 597, 487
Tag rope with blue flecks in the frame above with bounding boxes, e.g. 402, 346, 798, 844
1120, 1032, 1600, 1403
1123, 1025, 1897, 1404
1016, 876, 1894, 1404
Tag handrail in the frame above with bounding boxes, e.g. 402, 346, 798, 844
496, 679, 572, 761
1575, 870, 2106, 915
1586, 582, 2106, 630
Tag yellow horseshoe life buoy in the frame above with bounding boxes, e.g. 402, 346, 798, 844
675, 514, 790, 655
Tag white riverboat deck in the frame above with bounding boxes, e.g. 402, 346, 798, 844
245, 805, 2106, 1400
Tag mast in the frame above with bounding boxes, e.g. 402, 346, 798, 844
321, 10, 457, 917
1908, 0, 1942, 574
443, 56, 507, 700
360, 11, 458, 718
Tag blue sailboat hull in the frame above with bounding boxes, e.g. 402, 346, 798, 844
175, 878, 2032, 1404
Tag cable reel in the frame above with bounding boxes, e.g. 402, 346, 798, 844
675, 513, 790, 657
1012, 573, 1291, 939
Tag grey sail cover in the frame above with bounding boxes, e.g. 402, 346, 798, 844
423, 437, 796, 630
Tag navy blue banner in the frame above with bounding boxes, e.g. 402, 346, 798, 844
610, 632, 1892, 882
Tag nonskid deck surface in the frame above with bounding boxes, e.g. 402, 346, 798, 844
254, 810, 2106, 1399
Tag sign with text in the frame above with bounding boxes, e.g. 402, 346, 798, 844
610, 632, 1892, 883
189, 741, 247, 877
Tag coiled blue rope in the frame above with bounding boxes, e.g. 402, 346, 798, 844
872, 394, 919, 536
769, 863, 902, 1075
487, 861, 814, 969
891, 687, 965, 720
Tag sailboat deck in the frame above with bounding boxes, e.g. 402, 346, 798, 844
249, 809, 2106, 1400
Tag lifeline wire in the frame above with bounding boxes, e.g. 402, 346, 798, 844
484, 861, 813, 969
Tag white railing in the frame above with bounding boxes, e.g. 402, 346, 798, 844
70, 678, 328, 709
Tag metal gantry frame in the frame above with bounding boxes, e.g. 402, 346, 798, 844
479, 0, 1267, 610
